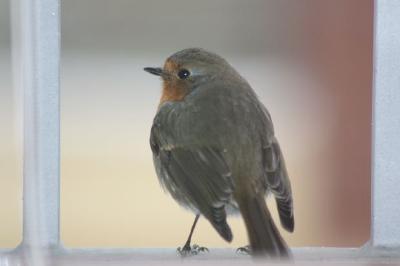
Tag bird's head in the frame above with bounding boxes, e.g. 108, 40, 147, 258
144, 48, 232, 106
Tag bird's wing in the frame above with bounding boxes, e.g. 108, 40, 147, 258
263, 137, 294, 232
257, 105, 294, 233
150, 119, 234, 242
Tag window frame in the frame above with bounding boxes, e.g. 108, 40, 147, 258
1, 0, 400, 264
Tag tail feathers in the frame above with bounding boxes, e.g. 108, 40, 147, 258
239, 195, 290, 258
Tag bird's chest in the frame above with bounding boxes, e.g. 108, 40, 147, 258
159, 81, 188, 107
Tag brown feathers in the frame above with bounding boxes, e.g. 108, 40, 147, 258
160, 80, 187, 106
159, 59, 188, 106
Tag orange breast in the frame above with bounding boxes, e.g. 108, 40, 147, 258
159, 81, 187, 106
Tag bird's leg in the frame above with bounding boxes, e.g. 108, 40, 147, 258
236, 245, 251, 255
183, 214, 199, 250
177, 214, 209, 256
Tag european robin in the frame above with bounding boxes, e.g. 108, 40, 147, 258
144, 48, 294, 258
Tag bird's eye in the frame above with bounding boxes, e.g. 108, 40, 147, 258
177, 69, 190, 80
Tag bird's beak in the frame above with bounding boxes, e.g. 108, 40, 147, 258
144, 67, 163, 76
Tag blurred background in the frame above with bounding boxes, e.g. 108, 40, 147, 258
0, 0, 372, 248
0, 0, 22, 248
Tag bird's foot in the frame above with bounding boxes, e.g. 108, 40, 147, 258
236, 245, 251, 255
177, 243, 209, 257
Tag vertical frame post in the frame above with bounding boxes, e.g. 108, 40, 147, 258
11, 0, 61, 249
372, 0, 400, 249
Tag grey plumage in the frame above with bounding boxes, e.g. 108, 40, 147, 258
148, 48, 294, 258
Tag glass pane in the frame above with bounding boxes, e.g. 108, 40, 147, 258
0, 0, 22, 248
61, 0, 372, 248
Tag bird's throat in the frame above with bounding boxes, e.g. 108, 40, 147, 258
159, 81, 188, 106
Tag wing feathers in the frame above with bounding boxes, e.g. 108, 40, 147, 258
264, 139, 294, 232
151, 124, 235, 241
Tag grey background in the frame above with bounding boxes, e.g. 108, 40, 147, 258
61, 0, 300, 54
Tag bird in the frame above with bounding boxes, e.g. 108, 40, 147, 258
144, 48, 294, 258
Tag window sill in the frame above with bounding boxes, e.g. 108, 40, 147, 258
2, 246, 400, 265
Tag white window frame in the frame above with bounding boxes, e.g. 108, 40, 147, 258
1, 0, 400, 264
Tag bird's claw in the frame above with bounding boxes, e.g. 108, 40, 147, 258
236, 245, 251, 255
177, 244, 209, 257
